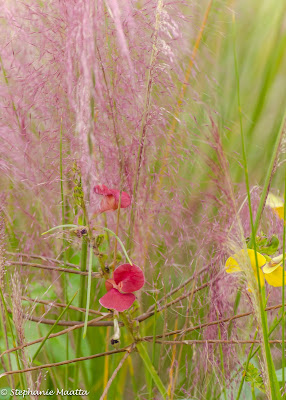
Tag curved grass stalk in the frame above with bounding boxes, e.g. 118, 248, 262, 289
0, 287, 25, 390
102, 227, 132, 265
41, 224, 78, 235
136, 342, 167, 400
60, 119, 69, 396
73, 234, 88, 393
120, 312, 167, 399
235, 329, 258, 400
83, 245, 93, 338
32, 291, 78, 362
232, 11, 281, 398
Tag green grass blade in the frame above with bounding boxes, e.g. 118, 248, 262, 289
42, 224, 78, 235
73, 234, 88, 392
136, 342, 167, 399
102, 227, 133, 265
83, 245, 93, 338
32, 291, 78, 362
232, 11, 281, 398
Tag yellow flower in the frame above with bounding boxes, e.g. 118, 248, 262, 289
266, 193, 284, 220
262, 254, 286, 287
225, 249, 265, 287
225, 250, 286, 287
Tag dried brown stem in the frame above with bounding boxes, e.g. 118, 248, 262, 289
6, 252, 80, 269
99, 345, 134, 400
143, 264, 209, 315
0, 315, 112, 359
6, 307, 114, 327
142, 339, 286, 345
0, 346, 132, 378
137, 280, 211, 323
21, 296, 104, 316
8, 261, 101, 277
143, 303, 284, 340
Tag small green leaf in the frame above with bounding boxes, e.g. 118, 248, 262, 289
96, 234, 105, 248
243, 362, 265, 393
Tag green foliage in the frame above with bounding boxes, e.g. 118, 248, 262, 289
244, 362, 265, 394
248, 233, 280, 255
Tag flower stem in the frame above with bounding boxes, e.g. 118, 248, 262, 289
120, 312, 167, 399
232, 11, 281, 398
83, 244, 93, 338
32, 292, 78, 362
73, 234, 88, 392
102, 227, 133, 265
60, 119, 69, 398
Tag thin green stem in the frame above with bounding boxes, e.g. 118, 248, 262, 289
0, 287, 25, 390
251, 113, 286, 241
148, 291, 159, 400
136, 342, 167, 400
236, 329, 258, 400
120, 312, 167, 399
228, 280, 243, 337
73, 235, 88, 392
32, 292, 78, 362
232, 11, 281, 398
42, 224, 78, 235
102, 227, 132, 265
220, 311, 283, 400
60, 119, 69, 398
217, 312, 227, 400
83, 245, 93, 338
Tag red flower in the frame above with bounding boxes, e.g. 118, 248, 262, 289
94, 184, 131, 213
99, 263, 145, 312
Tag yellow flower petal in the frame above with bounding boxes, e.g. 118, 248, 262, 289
266, 193, 284, 208
273, 207, 284, 220
225, 254, 242, 273
225, 249, 266, 273
253, 266, 265, 288
266, 193, 284, 220
263, 262, 281, 274
264, 266, 286, 287
246, 249, 266, 268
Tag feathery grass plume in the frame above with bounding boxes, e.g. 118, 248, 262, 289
2, 0, 285, 398
11, 273, 37, 397
187, 119, 278, 397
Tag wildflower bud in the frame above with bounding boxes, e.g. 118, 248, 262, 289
110, 338, 120, 346
96, 234, 105, 247
71, 226, 88, 238
110, 317, 121, 348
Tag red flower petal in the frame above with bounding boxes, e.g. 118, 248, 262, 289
100, 196, 117, 212
94, 184, 113, 196
110, 190, 131, 209
94, 185, 131, 212
105, 279, 116, 291
99, 288, 136, 312
114, 264, 145, 293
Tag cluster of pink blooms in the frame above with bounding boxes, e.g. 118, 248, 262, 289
94, 185, 145, 312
